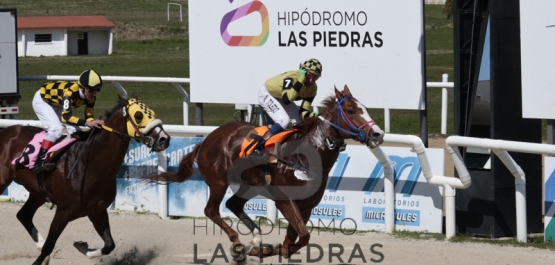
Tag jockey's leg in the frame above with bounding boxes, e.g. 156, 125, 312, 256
256, 86, 291, 152
254, 123, 284, 152
32, 92, 63, 174
32, 139, 55, 174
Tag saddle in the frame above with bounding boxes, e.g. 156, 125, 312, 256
11, 131, 78, 169
239, 126, 298, 158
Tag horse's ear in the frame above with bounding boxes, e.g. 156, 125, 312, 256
118, 94, 128, 106
343, 85, 352, 97
334, 85, 343, 100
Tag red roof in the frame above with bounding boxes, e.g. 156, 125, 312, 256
17, 16, 116, 30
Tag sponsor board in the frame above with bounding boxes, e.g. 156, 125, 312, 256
189, 0, 425, 110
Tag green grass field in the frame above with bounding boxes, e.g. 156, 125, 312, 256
6, 1, 455, 135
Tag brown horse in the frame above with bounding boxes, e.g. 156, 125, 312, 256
143, 85, 384, 261
0, 95, 170, 265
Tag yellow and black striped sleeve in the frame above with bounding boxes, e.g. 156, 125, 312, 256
299, 84, 318, 120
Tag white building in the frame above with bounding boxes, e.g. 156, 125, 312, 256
17, 15, 116, 57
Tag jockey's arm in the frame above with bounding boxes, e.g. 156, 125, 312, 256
300, 97, 316, 120
300, 85, 318, 120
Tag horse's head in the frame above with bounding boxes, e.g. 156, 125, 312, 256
322, 85, 384, 148
117, 95, 171, 152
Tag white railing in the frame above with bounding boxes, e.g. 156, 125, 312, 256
18, 74, 453, 134
445, 136, 555, 242
20, 75, 191, 126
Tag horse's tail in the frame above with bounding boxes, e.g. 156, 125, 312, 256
145, 142, 202, 183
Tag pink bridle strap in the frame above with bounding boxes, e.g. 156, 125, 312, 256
340, 111, 376, 129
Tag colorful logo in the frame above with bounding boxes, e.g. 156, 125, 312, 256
220, 0, 269, 46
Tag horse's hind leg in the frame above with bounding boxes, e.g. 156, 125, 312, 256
0, 165, 13, 195
226, 189, 273, 258
205, 183, 241, 245
16, 194, 47, 251
74, 208, 115, 258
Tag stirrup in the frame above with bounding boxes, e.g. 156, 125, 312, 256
32, 163, 56, 174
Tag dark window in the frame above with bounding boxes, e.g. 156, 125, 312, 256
35, 34, 52, 43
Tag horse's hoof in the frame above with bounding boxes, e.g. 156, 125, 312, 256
230, 243, 244, 258
85, 249, 102, 258
73, 241, 89, 256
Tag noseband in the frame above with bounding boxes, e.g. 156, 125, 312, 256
320, 96, 376, 143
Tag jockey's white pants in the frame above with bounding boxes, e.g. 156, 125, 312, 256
32, 90, 80, 143
258, 85, 300, 129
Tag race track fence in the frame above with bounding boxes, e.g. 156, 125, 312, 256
18, 75, 453, 134
20, 75, 192, 126
445, 136, 555, 243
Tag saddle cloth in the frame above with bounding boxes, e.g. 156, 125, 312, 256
239, 126, 298, 158
11, 131, 77, 169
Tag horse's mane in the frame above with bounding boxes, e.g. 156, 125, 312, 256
104, 100, 124, 121
320, 94, 337, 110
291, 94, 336, 135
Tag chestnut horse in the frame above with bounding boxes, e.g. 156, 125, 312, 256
144, 85, 384, 262
0, 95, 170, 265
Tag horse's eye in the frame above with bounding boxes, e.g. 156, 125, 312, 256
348, 110, 356, 115
134, 112, 144, 124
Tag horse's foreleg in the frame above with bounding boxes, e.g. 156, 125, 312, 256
16, 194, 47, 250
33, 209, 70, 265
78, 208, 115, 258
274, 200, 310, 258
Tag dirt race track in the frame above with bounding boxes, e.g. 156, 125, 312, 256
1, 202, 555, 265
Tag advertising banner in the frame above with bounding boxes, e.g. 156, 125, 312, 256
189, 0, 425, 110
520, 1, 555, 119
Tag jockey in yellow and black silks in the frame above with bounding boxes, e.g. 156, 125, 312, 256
31, 69, 105, 173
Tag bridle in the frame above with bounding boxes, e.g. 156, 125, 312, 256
318, 96, 376, 144
100, 100, 161, 148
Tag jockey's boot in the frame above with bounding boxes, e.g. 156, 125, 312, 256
32, 140, 56, 174
254, 131, 273, 154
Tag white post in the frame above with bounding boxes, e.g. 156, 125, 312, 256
369, 147, 395, 233
492, 149, 527, 243
444, 185, 456, 239
384, 108, 390, 133
441, 73, 449, 135
171, 83, 189, 126
157, 151, 168, 219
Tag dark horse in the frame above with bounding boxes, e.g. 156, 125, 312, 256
144, 85, 384, 261
0, 95, 170, 265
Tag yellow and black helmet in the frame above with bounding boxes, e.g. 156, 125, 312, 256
301, 58, 322, 77
78, 69, 103, 92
